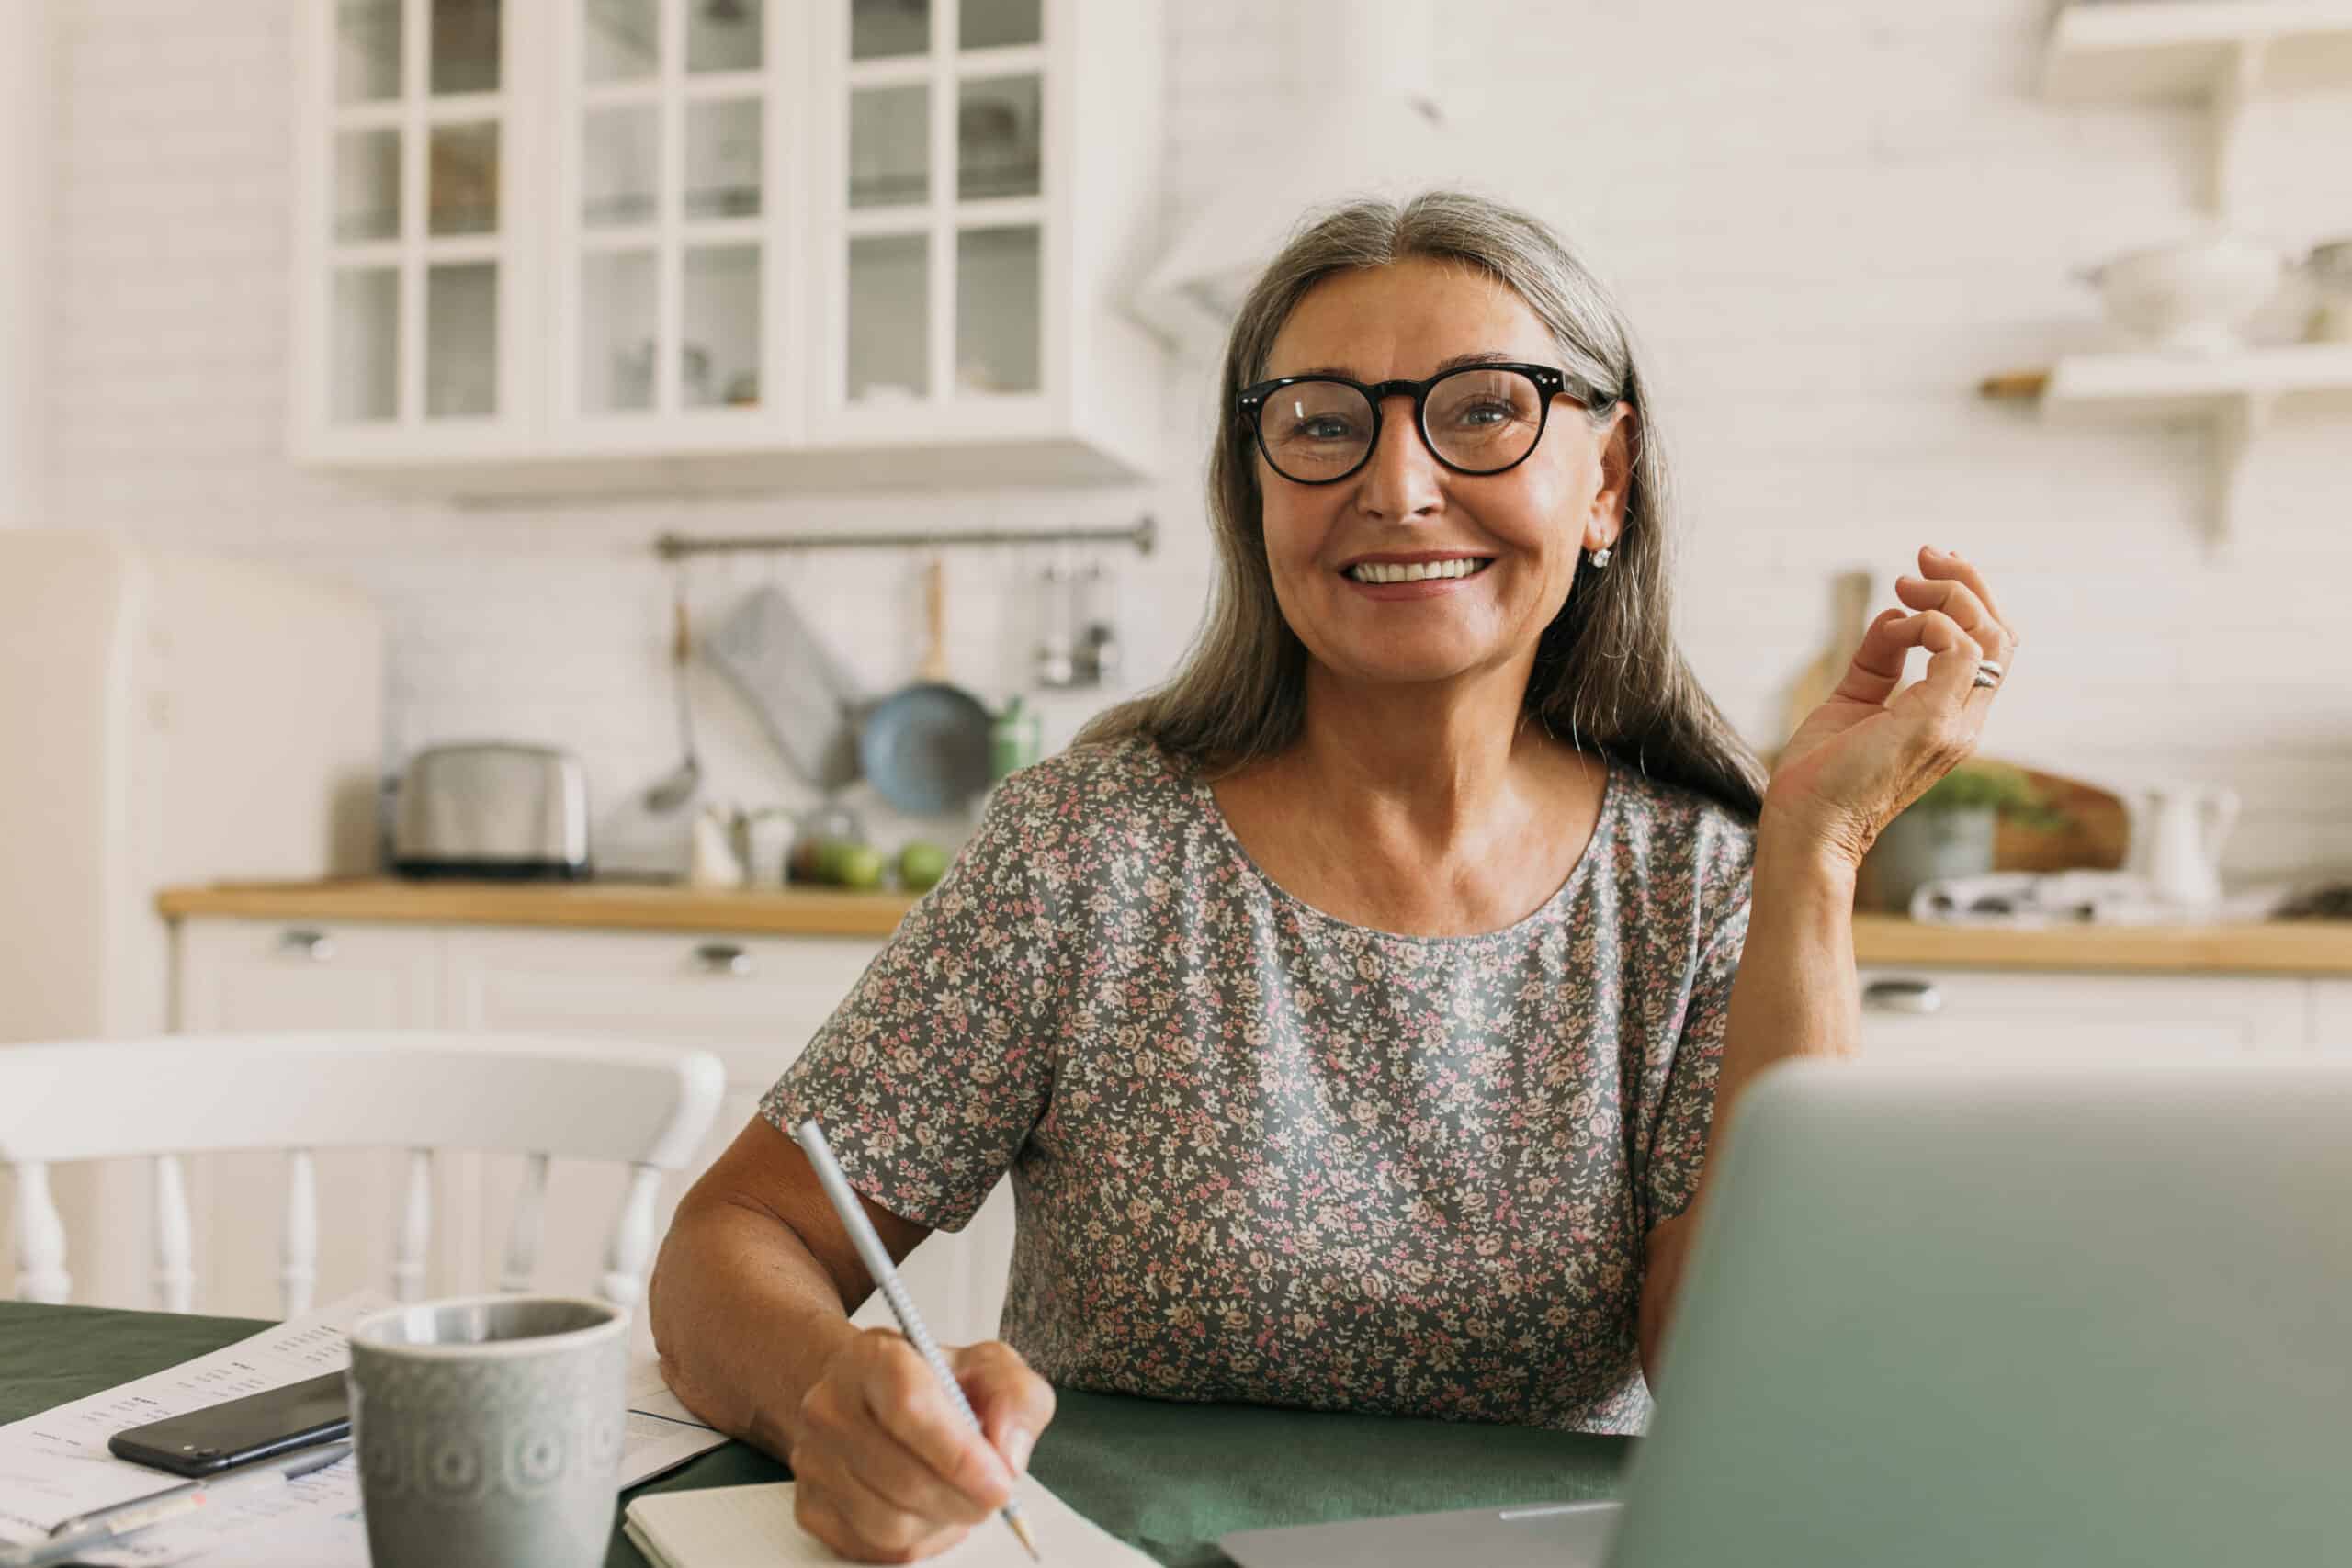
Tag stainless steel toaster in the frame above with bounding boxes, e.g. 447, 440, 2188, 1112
392, 742, 590, 880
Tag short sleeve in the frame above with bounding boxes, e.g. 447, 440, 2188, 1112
759, 773, 1069, 1234
1640, 894, 1750, 1237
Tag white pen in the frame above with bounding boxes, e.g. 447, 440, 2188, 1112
795, 1118, 1042, 1563
0, 1439, 354, 1568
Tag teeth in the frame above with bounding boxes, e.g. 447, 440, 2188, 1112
1347, 558, 1488, 584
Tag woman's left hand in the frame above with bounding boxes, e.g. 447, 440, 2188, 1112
1764, 545, 2021, 868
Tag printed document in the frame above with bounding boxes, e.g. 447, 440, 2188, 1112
0, 1293, 729, 1566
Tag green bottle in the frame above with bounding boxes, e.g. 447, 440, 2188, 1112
989, 695, 1043, 783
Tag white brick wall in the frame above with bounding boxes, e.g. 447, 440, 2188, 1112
31, 0, 2352, 881
0, 0, 51, 527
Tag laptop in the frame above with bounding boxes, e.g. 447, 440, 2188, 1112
1222, 1055, 2352, 1567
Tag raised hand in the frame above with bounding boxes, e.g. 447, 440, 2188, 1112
1763, 545, 2021, 868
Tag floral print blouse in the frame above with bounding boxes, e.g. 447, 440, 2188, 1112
761, 734, 1756, 1434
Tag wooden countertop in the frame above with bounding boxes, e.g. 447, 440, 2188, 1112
155, 880, 2352, 976
1846, 912, 2352, 977
156, 878, 920, 939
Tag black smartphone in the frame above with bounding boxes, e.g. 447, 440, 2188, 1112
107, 1371, 352, 1477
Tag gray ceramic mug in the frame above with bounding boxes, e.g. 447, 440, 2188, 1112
348, 1295, 628, 1568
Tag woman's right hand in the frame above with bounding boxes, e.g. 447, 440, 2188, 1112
787, 1329, 1057, 1563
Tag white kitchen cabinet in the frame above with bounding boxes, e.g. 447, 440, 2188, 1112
177, 919, 445, 1036
163, 916, 1019, 1351
289, 0, 1162, 496
2311, 980, 2352, 1055
441, 925, 876, 1083
1857, 966, 2309, 1058
805, 0, 1161, 481
548, 0, 799, 445
162, 913, 2343, 1343
169, 919, 455, 1318
439, 925, 863, 1321
439, 924, 1014, 1349
289, 0, 538, 458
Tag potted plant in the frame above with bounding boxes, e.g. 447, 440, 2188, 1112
1860, 764, 2073, 913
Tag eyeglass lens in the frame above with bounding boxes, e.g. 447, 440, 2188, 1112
1255, 368, 1547, 482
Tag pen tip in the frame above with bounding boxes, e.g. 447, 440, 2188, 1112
1010, 1510, 1041, 1561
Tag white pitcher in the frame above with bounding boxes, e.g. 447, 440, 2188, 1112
2128, 785, 2240, 908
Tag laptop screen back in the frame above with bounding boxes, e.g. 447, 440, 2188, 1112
1608, 1057, 2352, 1568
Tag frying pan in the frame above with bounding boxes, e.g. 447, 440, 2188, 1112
860, 558, 995, 815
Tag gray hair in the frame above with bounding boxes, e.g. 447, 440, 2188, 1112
1078, 189, 1765, 819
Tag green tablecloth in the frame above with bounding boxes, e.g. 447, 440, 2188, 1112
0, 1303, 1631, 1568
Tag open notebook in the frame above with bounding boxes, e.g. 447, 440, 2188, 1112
624, 1475, 1160, 1567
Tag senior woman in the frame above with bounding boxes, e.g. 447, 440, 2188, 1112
649, 189, 2018, 1562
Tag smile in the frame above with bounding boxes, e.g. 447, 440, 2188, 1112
1341, 558, 1492, 584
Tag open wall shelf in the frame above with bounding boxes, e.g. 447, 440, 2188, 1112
1981, 344, 2352, 548
2041, 2, 2352, 212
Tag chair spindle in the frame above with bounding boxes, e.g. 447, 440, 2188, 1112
14, 1161, 70, 1304
152, 1155, 193, 1312
502, 1152, 549, 1293
281, 1148, 318, 1316
392, 1148, 433, 1303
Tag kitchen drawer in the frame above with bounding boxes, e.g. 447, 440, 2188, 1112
441, 926, 884, 1089
1857, 966, 2307, 1058
175, 918, 443, 1034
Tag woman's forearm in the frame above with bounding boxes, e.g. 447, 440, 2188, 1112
1707, 824, 1863, 1140
646, 1193, 865, 1460
1639, 825, 1859, 1376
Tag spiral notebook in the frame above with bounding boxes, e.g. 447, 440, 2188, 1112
623, 1475, 1159, 1567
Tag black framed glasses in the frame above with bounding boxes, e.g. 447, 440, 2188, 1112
1237, 362, 1612, 485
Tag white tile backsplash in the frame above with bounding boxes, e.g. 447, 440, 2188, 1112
24, 0, 2352, 881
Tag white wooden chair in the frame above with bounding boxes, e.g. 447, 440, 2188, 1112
0, 1032, 725, 1314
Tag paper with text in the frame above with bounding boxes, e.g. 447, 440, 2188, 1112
0, 1294, 731, 1567
623, 1355, 729, 1490
0, 1292, 390, 1564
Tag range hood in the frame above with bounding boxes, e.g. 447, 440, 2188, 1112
1133, 0, 1459, 356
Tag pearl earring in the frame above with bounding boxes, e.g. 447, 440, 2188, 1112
1590, 547, 1611, 568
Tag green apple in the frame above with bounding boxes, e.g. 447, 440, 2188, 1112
897, 840, 950, 892
808, 838, 853, 882
832, 843, 887, 890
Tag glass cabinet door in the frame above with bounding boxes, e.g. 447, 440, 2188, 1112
322, 0, 510, 427
566, 0, 775, 423
839, 0, 1046, 413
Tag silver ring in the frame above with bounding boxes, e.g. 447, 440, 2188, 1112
1972, 663, 2001, 690
1976, 660, 2004, 679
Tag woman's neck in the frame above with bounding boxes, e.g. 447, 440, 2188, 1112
1284, 663, 1567, 852
1204, 664, 1603, 937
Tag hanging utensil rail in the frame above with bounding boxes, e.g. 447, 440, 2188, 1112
654, 515, 1155, 561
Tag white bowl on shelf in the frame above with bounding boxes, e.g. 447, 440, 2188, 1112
2076, 233, 2295, 355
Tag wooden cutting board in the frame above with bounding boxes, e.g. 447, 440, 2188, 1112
1987, 760, 2130, 873
1757, 752, 2132, 874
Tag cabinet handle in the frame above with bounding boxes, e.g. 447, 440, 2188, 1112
1863, 978, 1942, 1015
694, 942, 753, 977
278, 929, 335, 963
